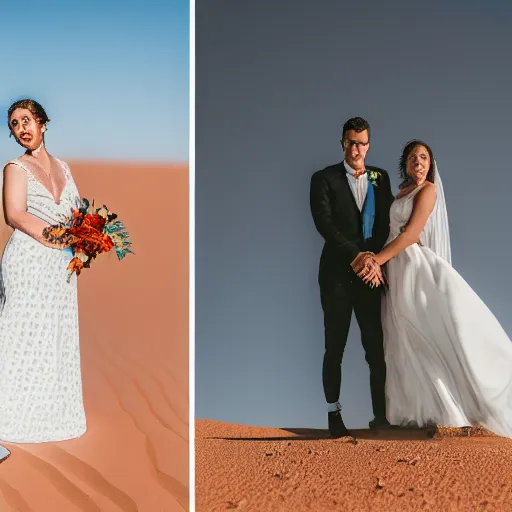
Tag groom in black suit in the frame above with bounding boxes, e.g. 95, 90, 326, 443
310, 117, 394, 437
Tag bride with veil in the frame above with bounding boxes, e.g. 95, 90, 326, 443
355, 139, 512, 437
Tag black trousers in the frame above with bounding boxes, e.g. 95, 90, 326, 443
320, 276, 387, 419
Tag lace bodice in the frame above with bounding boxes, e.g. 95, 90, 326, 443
6, 158, 80, 226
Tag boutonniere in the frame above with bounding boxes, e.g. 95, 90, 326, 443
368, 170, 381, 187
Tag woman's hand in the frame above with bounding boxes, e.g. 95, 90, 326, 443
356, 255, 385, 288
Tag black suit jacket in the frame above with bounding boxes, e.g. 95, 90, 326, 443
310, 161, 394, 288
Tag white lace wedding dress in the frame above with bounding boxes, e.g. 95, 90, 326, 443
0, 158, 87, 443
383, 184, 512, 437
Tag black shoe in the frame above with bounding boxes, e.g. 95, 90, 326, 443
369, 416, 392, 429
328, 410, 350, 438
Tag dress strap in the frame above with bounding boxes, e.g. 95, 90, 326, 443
4, 158, 27, 171
2, 159, 35, 178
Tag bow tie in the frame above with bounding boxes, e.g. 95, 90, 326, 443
353, 169, 366, 180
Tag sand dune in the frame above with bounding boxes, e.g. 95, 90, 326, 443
196, 419, 512, 511
0, 161, 189, 511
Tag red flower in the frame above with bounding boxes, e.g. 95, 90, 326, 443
82, 213, 107, 231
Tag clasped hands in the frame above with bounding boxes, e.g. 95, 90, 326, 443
350, 252, 386, 289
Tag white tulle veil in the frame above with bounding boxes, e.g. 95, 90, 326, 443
420, 160, 452, 265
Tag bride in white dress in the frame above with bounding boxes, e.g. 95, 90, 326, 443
358, 139, 512, 438
0, 99, 86, 448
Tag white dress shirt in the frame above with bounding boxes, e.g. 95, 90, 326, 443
344, 160, 368, 211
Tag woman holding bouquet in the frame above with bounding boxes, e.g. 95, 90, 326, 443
0, 99, 86, 446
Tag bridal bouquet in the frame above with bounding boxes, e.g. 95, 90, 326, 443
42, 198, 133, 282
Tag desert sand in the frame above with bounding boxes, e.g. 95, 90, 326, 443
0, 161, 189, 511
196, 419, 512, 511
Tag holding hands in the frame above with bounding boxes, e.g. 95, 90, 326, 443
351, 252, 386, 289
350, 226, 419, 289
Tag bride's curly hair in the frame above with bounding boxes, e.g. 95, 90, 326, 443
398, 139, 436, 186
7, 99, 50, 138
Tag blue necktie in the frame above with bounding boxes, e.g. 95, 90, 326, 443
362, 180, 375, 240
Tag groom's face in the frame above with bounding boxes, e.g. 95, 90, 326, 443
343, 129, 370, 170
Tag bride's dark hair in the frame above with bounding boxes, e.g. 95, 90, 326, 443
7, 99, 50, 138
398, 139, 436, 187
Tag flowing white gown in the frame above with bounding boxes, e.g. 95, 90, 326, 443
383, 184, 512, 437
0, 158, 87, 443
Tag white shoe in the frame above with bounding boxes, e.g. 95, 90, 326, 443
0, 445, 10, 462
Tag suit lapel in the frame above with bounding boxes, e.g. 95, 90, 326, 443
368, 167, 382, 214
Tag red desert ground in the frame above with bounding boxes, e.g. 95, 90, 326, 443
196, 418, 512, 511
0, 161, 189, 511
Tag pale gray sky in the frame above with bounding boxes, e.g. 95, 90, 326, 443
196, 0, 512, 429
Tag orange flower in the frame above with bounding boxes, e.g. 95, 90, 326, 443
67, 257, 84, 281
68, 224, 114, 255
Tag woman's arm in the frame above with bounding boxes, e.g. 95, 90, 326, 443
373, 183, 436, 266
3, 163, 65, 249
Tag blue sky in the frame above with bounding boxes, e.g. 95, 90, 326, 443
0, 1, 189, 162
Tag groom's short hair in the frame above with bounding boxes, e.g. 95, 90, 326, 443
342, 117, 371, 143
